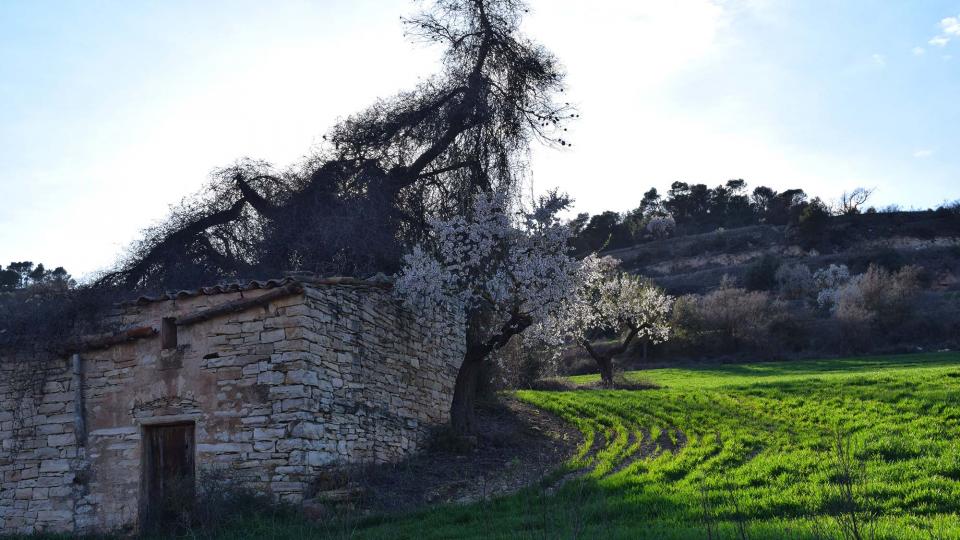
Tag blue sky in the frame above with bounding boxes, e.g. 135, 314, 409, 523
1, 1, 958, 278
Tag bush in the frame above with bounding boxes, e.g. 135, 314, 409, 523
491, 334, 559, 389
797, 199, 831, 247
870, 248, 906, 272
906, 291, 960, 350
776, 263, 814, 300
814, 264, 851, 290
834, 264, 921, 332
745, 254, 781, 291
936, 199, 960, 215
847, 248, 905, 273
646, 214, 676, 239
672, 280, 787, 356
813, 264, 851, 310
140, 467, 295, 537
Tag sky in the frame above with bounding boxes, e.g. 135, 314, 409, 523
1, 0, 959, 279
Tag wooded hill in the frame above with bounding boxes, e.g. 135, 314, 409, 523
544, 208, 960, 371
607, 210, 960, 295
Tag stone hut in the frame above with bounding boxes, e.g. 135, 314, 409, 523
0, 276, 465, 534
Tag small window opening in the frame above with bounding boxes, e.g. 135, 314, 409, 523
161, 318, 178, 350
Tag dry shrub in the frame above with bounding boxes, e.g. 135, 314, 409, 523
140, 467, 293, 538
673, 279, 787, 356
491, 334, 560, 390
776, 263, 814, 300
834, 264, 921, 331
0, 285, 122, 355
826, 264, 920, 352
745, 254, 782, 291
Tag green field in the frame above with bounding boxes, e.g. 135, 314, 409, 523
240, 353, 960, 539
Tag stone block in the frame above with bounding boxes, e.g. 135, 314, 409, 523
36, 424, 64, 436
47, 434, 76, 447
38, 460, 70, 473
276, 438, 307, 452
197, 443, 251, 454
270, 385, 307, 399
253, 427, 285, 440
260, 329, 285, 343
253, 441, 275, 452
241, 321, 264, 333
36, 510, 73, 522
257, 371, 285, 385
306, 451, 334, 467
285, 370, 319, 386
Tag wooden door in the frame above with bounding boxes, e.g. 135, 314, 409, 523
142, 423, 195, 529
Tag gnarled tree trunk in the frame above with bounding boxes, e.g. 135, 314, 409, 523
450, 308, 532, 436
449, 350, 485, 435
581, 326, 640, 388
596, 354, 615, 387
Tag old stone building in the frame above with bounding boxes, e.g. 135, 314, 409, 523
0, 276, 465, 534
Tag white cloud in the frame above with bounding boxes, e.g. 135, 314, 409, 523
930, 35, 950, 47
913, 149, 934, 158
942, 16, 960, 36
871, 53, 886, 67
929, 15, 960, 47
912, 46, 925, 56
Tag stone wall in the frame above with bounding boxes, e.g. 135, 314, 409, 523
0, 355, 84, 532
0, 281, 464, 534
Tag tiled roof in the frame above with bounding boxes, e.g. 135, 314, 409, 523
131, 275, 390, 306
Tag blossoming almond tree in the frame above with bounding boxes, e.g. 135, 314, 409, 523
646, 214, 676, 239
547, 256, 673, 386
814, 263, 851, 310
395, 190, 593, 434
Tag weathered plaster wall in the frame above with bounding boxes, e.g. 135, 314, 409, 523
0, 282, 464, 534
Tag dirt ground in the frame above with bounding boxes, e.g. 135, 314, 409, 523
310, 397, 580, 515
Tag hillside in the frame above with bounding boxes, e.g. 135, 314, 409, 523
604, 211, 960, 295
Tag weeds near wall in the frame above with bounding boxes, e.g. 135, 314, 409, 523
136, 467, 291, 538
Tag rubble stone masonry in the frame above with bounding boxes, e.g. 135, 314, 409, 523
0, 281, 464, 533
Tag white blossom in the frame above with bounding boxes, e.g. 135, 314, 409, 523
775, 263, 814, 300
395, 191, 590, 341
813, 264, 851, 309
646, 214, 676, 239
542, 256, 674, 348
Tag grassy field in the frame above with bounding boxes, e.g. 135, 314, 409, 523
234, 353, 960, 539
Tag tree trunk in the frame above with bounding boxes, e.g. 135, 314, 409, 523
449, 351, 484, 435
597, 355, 615, 387
582, 327, 641, 388
449, 308, 533, 436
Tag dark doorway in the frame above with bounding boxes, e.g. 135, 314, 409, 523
142, 422, 195, 530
